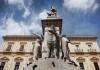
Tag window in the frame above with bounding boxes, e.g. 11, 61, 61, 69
14, 57, 23, 70
90, 57, 99, 70
79, 62, 85, 70
14, 62, 20, 70
88, 44, 91, 47
6, 44, 12, 51
76, 57, 85, 70
8, 42, 14, 44
19, 45, 24, 51
76, 57, 85, 62
0, 62, 5, 70
76, 45, 79, 47
75, 44, 80, 49
20, 42, 27, 44
86, 42, 92, 48
93, 62, 99, 70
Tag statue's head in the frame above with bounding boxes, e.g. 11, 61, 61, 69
36, 39, 40, 42
36, 38, 41, 44
50, 25, 55, 32
62, 36, 70, 42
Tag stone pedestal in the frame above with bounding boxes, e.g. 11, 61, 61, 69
26, 58, 79, 70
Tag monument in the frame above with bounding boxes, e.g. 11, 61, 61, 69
26, 6, 79, 70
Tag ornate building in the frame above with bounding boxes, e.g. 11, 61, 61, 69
0, 7, 100, 70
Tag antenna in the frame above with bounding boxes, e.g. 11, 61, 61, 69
51, 0, 56, 8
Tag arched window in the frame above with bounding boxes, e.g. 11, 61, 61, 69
14, 57, 23, 62
90, 57, 99, 70
14, 57, 23, 70
76, 57, 85, 62
90, 57, 99, 62
76, 57, 85, 70
0, 57, 9, 70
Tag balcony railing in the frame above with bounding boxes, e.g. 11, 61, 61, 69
1, 49, 32, 54
3, 49, 12, 54
16, 49, 25, 54
74, 49, 84, 54
88, 48, 97, 54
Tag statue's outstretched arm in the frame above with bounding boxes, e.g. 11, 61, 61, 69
48, 30, 57, 36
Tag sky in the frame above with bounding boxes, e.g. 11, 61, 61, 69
0, 0, 100, 46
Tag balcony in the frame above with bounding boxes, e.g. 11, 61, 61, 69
16, 49, 25, 54
74, 48, 84, 54
88, 48, 97, 55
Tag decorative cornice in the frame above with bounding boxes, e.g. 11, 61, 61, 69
66, 36, 97, 41
3, 35, 40, 41
0, 51, 33, 55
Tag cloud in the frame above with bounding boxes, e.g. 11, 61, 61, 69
0, 17, 30, 35
23, 7, 31, 18
63, 0, 99, 13
39, 9, 48, 19
0, 0, 48, 46
6, 0, 24, 5
29, 22, 42, 33
0, 8, 48, 36
5, 0, 32, 18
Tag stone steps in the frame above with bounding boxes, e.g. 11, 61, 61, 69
27, 58, 80, 70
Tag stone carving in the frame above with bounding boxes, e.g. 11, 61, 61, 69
38, 25, 69, 60
61, 36, 78, 66
33, 26, 74, 63
42, 25, 59, 58
48, 25, 61, 59
62, 37, 71, 61
47, 6, 57, 17
32, 6, 77, 62
33, 39, 41, 61
42, 40, 50, 58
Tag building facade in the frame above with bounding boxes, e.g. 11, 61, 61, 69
0, 7, 100, 70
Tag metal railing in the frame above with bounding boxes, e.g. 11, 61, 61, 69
88, 48, 97, 54
74, 49, 84, 54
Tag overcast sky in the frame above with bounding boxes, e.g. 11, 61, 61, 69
0, 0, 100, 46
